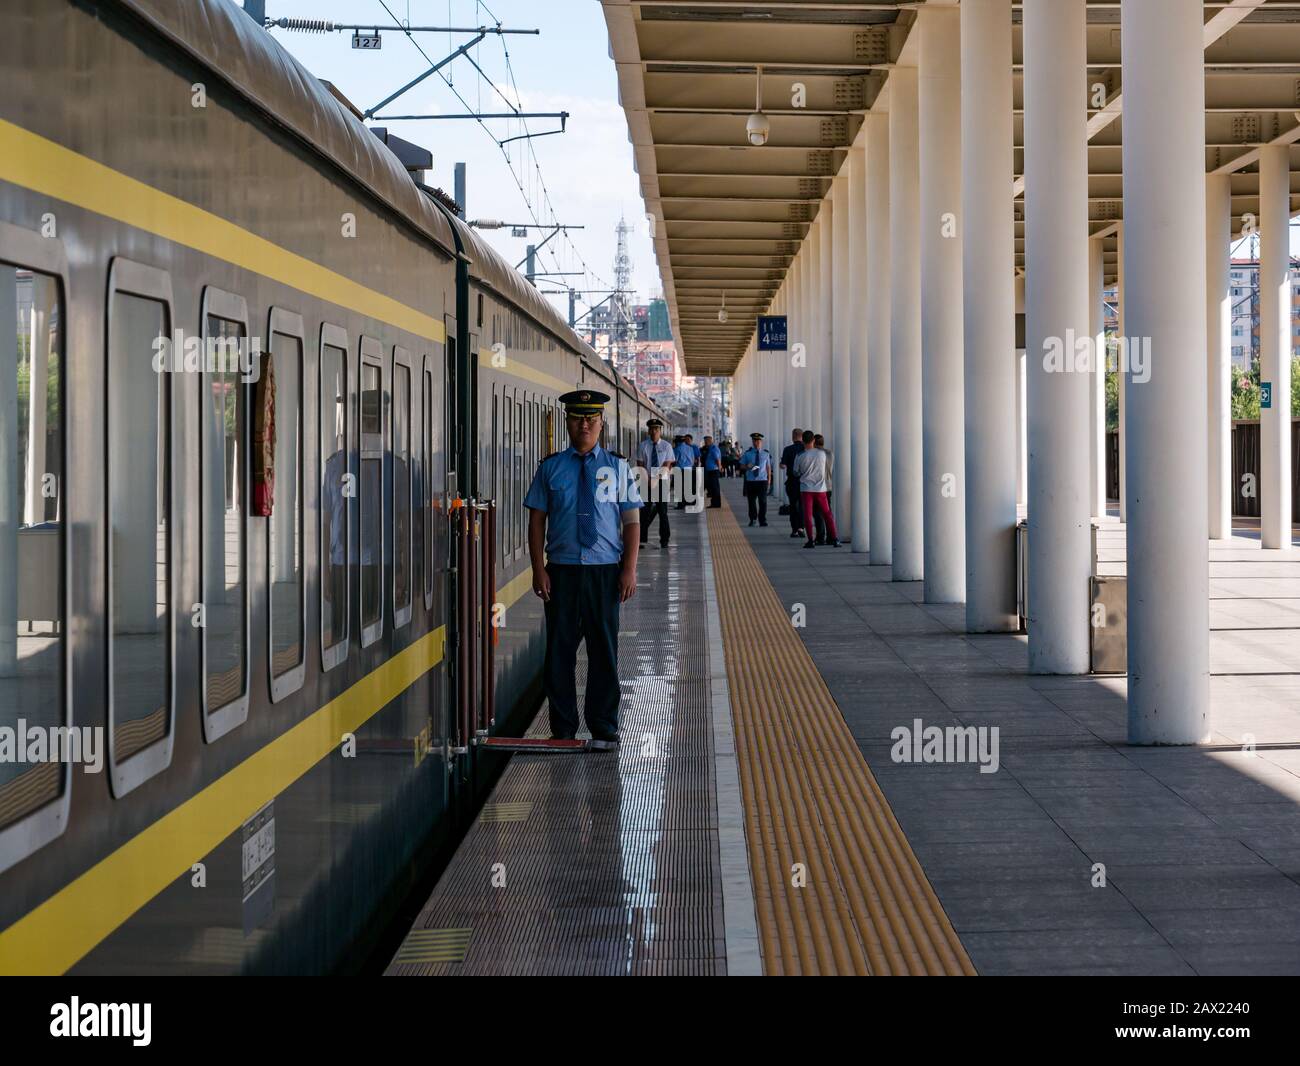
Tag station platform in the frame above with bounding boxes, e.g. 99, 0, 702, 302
387, 478, 1300, 977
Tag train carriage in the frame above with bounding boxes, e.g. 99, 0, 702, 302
0, 0, 660, 974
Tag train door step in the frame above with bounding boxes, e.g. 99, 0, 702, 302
479, 737, 589, 753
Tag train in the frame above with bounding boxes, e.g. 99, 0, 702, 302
0, 0, 664, 974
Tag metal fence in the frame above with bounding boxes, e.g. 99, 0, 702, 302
1105, 420, 1300, 520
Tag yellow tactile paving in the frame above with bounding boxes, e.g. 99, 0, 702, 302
707, 506, 977, 976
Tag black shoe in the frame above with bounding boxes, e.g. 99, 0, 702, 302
749, 520, 755, 527
790, 530, 803, 538
588, 734, 620, 752
830, 540, 841, 548
759, 521, 768, 527
550, 733, 576, 741
803, 541, 816, 550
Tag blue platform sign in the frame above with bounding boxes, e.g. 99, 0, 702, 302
1262, 381, 1273, 410
757, 315, 788, 352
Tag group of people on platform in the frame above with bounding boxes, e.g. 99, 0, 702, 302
524, 389, 842, 749
730, 427, 840, 548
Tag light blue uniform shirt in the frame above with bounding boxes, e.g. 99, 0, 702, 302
740, 446, 773, 482
691, 443, 702, 465
637, 437, 675, 469
703, 444, 721, 472
675, 442, 694, 468
524, 445, 642, 565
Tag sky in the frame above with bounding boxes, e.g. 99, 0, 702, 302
265, 0, 660, 323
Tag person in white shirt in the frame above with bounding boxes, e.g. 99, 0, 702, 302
636, 418, 676, 547
813, 433, 835, 545
792, 430, 840, 549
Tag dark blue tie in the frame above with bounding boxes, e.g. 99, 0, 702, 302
577, 452, 597, 548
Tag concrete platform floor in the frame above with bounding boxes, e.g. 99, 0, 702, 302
727, 483, 1300, 976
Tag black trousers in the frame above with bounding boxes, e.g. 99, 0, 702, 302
786, 478, 803, 532
743, 481, 768, 523
640, 500, 670, 544
543, 563, 621, 738
705, 469, 722, 507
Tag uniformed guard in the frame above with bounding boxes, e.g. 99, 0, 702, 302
739, 431, 774, 527
525, 389, 642, 749
636, 417, 675, 546
673, 433, 694, 510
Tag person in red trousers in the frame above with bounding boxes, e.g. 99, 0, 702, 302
792, 430, 839, 549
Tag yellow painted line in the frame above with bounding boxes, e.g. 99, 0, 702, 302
393, 928, 471, 965
478, 348, 571, 394
0, 627, 446, 976
707, 505, 976, 976
0, 119, 445, 344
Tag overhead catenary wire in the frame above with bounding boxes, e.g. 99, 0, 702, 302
372, 0, 621, 329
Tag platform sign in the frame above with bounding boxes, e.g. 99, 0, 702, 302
352, 32, 383, 49
1261, 381, 1273, 409
757, 315, 787, 351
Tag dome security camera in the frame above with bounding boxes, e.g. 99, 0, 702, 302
717, 307, 729, 323
746, 111, 770, 147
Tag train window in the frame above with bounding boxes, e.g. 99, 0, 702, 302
392, 350, 412, 630
492, 389, 501, 564
0, 261, 65, 837
503, 394, 513, 555
106, 259, 174, 795
359, 345, 384, 647
515, 398, 523, 556
423, 361, 434, 607
320, 327, 350, 669
200, 289, 251, 740
267, 311, 305, 701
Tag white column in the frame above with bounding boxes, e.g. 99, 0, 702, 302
919, 5, 965, 603
1089, 236, 1107, 519
1122, 0, 1210, 743
1023, 0, 1091, 674
849, 143, 870, 554
1207, 172, 1233, 541
0, 268, 18, 675
961, 0, 1016, 631
832, 170, 853, 541
806, 220, 821, 434
1260, 143, 1293, 549
818, 198, 835, 440
890, 65, 924, 582
784, 251, 800, 478
1015, 274, 1027, 508
865, 114, 892, 562
1116, 223, 1127, 522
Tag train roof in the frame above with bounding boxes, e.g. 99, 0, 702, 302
114, 0, 660, 415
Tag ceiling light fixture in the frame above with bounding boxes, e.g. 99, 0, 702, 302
746, 64, 770, 147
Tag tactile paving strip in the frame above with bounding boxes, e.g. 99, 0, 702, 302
706, 505, 976, 976
387, 523, 726, 976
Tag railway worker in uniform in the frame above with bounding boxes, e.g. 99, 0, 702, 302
673, 434, 695, 510
526, 389, 642, 750
702, 435, 723, 508
739, 432, 773, 527
637, 417, 675, 546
